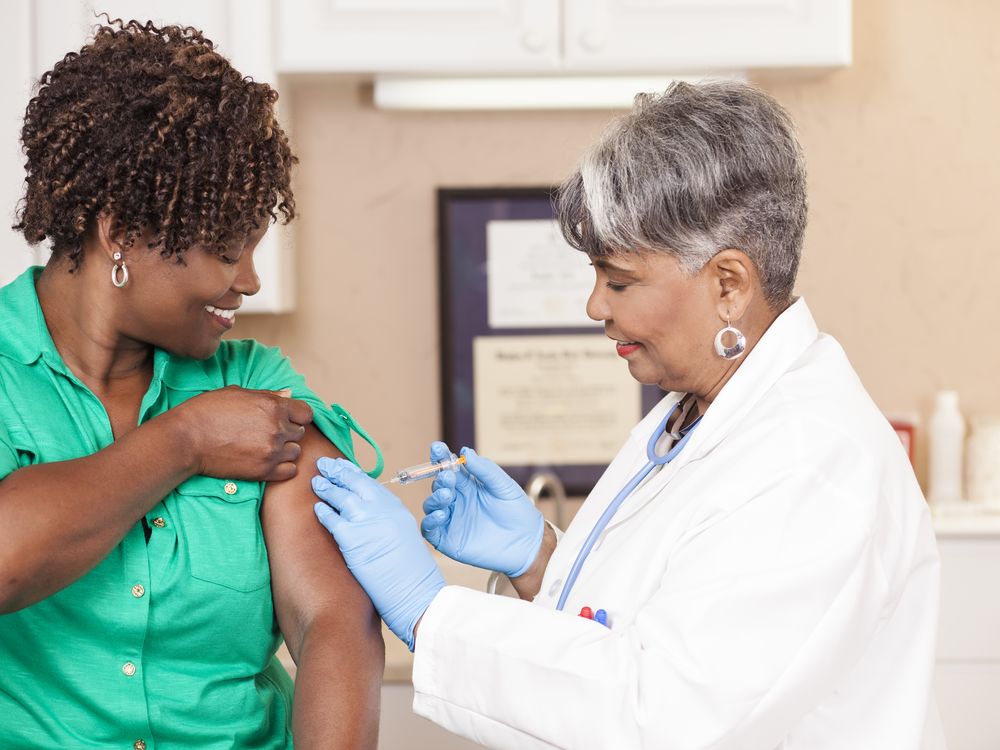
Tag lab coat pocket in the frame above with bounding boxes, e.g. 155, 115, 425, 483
172, 476, 270, 593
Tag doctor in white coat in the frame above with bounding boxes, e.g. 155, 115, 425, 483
312, 80, 941, 750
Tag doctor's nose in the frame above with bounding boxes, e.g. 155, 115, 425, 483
586, 285, 610, 323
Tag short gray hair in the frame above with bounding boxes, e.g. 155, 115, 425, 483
557, 80, 807, 307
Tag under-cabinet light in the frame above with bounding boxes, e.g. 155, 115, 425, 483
373, 73, 746, 111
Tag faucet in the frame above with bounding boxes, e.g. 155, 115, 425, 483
486, 471, 569, 596
524, 471, 567, 529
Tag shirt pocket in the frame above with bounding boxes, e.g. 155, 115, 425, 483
171, 475, 271, 593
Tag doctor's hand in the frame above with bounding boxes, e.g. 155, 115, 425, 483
421, 442, 545, 578
312, 457, 445, 651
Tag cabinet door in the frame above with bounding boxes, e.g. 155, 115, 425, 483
935, 662, 1000, 750
564, 0, 851, 72
278, 0, 560, 73
934, 537, 1000, 748
936, 537, 1000, 660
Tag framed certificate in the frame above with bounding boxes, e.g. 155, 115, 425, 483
438, 188, 664, 494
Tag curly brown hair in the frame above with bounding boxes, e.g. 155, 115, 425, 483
15, 18, 296, 267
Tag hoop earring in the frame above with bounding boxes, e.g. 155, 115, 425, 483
111, 251, 129, 288
714, 317, 746, 360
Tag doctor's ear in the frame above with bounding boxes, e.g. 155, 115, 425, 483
706, 249, 758, 323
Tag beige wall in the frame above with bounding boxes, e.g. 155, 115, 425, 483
235, 0, 1000, 497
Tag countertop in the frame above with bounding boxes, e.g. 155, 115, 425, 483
932, 501, 1000, 536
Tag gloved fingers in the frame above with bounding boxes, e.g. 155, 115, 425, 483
430, 442, 466, 494
449, 447, 478, 494
312, 475, 365, 521
313, 501, 344, 535
420, 509, 450, 546
422, 486, 454, 515
429, 441, 454, 463
430, 467, 457, 494
460, 448, 517, 496
317, 455, 358, 480
316, 456, 381, 503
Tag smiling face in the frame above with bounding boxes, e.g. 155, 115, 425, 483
112, 224, 268, 359
586, 249, 730, 397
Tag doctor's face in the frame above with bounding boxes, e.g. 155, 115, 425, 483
586, 249, 723, 396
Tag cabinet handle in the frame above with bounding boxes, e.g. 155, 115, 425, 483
579, 30, 607, 53
520, 31, 548, 53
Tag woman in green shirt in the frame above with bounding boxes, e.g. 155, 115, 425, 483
0, 19, 383, 749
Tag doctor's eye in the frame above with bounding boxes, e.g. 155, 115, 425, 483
606, 281, 629, 292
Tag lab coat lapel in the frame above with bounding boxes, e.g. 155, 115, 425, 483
684, 298, 820, 460
600, 299, 820, 530
558, 393, 683, 539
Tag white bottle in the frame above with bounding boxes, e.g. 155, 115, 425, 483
928, 390, 965, 504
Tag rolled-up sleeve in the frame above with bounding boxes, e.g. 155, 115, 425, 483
0, 420, 21, 481
225, 339, 382, 477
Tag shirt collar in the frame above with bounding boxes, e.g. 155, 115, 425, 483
0, 266, 59, 366
158, 349, 224, 391
0, 266, 222, 392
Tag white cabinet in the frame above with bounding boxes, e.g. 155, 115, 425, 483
278, 0, 850, 74
278, 0, 561, 74
934, 529, 1000, 749
2, 0, 292, 312
563, 0, 851, 72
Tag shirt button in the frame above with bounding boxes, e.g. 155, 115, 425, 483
131, 584, 145, 598
151, 517, 166, 528
122, 662, 137, 677
224, 481, 238, 495
134, 740, 147, 750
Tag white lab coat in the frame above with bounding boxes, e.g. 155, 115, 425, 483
412, 299, 940, 750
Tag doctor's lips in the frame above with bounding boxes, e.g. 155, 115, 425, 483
614, 339, 641, 357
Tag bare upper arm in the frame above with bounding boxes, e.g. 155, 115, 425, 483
261, 424, 379, 661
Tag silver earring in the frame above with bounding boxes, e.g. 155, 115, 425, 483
111, 251, 129, 288
714, 317, 746, 360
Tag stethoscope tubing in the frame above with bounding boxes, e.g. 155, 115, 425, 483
554, 400, 699, 612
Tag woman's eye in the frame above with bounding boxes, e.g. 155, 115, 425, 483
219, 255, 239, 265
606, 281, 628, 292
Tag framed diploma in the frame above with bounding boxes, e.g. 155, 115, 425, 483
438, 188, 664, 494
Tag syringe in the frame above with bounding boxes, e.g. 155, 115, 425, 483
382, 454, 467, 485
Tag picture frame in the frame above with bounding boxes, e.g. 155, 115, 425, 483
437, 187, 664, 495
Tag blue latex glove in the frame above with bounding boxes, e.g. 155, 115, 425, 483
421, 442, 545, 578
312, 457, 445, 651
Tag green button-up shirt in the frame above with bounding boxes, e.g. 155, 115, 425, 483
0, 267, 381, 749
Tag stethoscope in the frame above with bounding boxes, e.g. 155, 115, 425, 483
555, 399, 701, 612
